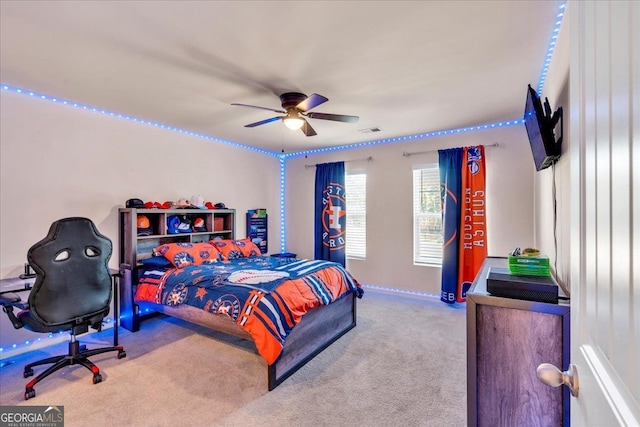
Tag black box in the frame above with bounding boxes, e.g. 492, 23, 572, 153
486, 267, 559, 303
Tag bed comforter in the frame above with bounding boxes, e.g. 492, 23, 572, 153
134, 257, 363, 364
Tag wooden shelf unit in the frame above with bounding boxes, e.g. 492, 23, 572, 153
118, 207, 235, 331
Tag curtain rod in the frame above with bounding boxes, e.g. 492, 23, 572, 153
402, 142, 500, 157
305, 156, 373, 168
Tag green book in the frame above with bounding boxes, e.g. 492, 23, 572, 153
508, 255, 551, 276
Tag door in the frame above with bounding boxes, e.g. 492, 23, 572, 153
569, 1, 639, 425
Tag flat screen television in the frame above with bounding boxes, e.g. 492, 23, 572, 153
523, 84, 563, 171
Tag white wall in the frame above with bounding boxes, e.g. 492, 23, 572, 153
285, 125, 536, 295
0, 91, 281, 354
0, 91, 282, 276
533, 11, 570, 294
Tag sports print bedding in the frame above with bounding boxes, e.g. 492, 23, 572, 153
134, 257, 363, 365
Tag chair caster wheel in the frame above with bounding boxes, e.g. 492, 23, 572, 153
25, 389, 36, 400
117, 350, 127, 359
93, 373, 102, 384
24, 368, 34, 378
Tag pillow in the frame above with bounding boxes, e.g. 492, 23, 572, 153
154, 242, 220, 269
233, 238, 262, 258
139, 255, 173, 268
209, 239, 244, 261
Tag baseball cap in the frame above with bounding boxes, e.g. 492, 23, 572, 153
177, 218, 192, 233
205, 201, 215, 210
167, 215, 181, 234
193, 217, 206, 232
175, 198, 194, 209
190, 195, 207, 209
126, 198, 145, 209
137, 215, 152, 236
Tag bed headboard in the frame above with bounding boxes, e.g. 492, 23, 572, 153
118, 207, 236, 268
117, 207, 235, 331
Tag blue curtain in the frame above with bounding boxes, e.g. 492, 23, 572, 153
438, 148, 463, 304
314, 162, 346, 266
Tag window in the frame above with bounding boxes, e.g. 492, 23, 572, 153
346, 172, 366, 258
413, 165, 443, 265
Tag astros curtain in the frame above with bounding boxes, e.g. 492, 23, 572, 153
438, 148, 463, 304
314, 162, 346, 266
438, 146, 487, 303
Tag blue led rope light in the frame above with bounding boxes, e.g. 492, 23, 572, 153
0, 318, 114, 355
0, 332, 68, 354
0, 85, 281, 158
279, 157, 286, 253
536, 2, 566, 95
283, 119, 524, 158
362, 285, 443, 301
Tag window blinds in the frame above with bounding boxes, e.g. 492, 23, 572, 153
412, 165, 443, 265
346, 173, 366, 258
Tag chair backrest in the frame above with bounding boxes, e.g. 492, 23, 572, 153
27, 217, 113, 326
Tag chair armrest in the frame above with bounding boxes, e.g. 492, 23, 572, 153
0, 293, 26, 329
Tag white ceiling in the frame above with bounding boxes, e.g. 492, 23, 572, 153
0, 1, 563, 154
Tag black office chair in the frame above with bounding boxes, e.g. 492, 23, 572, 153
0, 217, 126, 400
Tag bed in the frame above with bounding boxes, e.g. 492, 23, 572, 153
119, 236, 362, 390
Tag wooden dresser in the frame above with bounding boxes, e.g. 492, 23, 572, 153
466, 257, 570, 427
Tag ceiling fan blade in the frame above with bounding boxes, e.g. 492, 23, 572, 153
306, 112, 360, 123
245, 116, 282, 128
231, 103, 285, 114
301, 119, 317, 137
295, 93, 329, 112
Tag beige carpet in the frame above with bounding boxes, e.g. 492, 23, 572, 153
0, 290, 467, 427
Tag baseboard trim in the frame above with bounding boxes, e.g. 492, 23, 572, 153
362, 284, 442, 301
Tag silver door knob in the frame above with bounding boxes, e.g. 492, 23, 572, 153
536, 363, 579, 397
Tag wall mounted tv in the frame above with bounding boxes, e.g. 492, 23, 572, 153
523, 84, 563, 171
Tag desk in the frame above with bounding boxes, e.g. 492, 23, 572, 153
110, 269, 121, 346
0, 269, 121, 347
0, 276, 35, 309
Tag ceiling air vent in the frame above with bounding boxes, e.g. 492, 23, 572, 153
359, 127, 381, 133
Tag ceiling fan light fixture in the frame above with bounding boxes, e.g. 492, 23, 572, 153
232, 92, 356, 136
283, 113, 304, 130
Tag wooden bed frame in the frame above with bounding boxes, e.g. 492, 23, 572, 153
135, 290, 357, 390
117, 207, 358, 390
121, 267, 357, 390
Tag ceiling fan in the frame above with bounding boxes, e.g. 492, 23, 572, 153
231, 92, 359, 136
